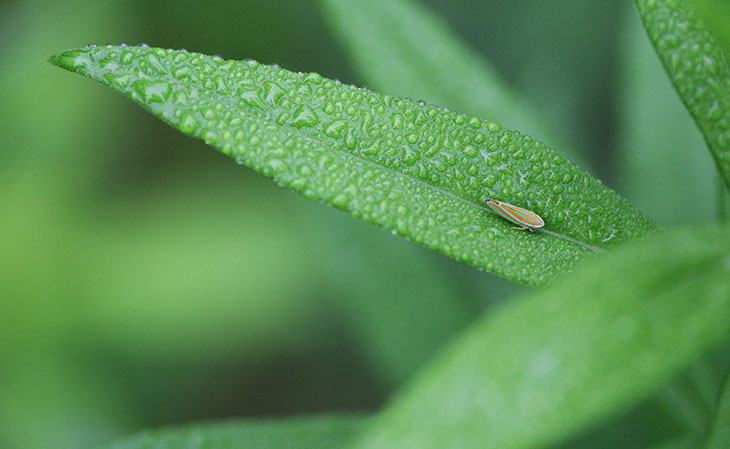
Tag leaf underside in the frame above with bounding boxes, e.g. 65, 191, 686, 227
49, 46, 658, 285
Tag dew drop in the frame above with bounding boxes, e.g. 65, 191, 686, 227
179, 114, 199, 134
324, 119, 347, 138
297, 164, 313, 176
105, 73, 132, 88
391, 113, 404, 130
238, 88, 265, 109
332, 193, 349, 208
132, 79, 172, 103
304, 72, 323, 84
263, 81, 285, 104
463, 145, 478, 157
267, 158, 289, 173
290, 105, 319, 128
487, 122, 502, 132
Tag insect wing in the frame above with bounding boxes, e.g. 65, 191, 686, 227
500, 202, 545, 228
487, 200, 544, 229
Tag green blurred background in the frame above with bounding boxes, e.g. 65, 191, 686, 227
1, 1, 728, 448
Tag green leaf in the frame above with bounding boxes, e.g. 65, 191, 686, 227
657, 352, 729, 435
617, 3, 723, 225
688, 0, 730, 54
635, 0, 730, 191
350, 224, 730, 449
49, 46, 658, 285
552, 349, 730, 449
707, 368, 730, 448
317, 0, 583, 165
99, 415, 367, 449
553, 394, 695, 449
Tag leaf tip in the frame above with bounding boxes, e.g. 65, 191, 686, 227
47, 48, 88, 72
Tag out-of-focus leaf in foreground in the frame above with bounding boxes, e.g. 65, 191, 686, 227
317, 0, 581, 164
706, 370, 730, 448
635, 0, 730, 191
350, 224, 730, 449
49, 46, 657, 285
99, 415, 366, 449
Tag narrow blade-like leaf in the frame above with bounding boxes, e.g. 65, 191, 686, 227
350, 224, 730, 449
49, 46, 658, 285
100, 415, 366, 449
618, 4, 722, 224
706, 369, 730, 448
635, 0, 730, 191
317, 0, 581, 164
689, 0, 730, 53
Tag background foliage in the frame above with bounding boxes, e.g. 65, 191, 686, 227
1, 1, 729, 449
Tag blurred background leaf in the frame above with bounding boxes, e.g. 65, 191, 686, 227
97, 414, 367, 449
317, 0, 585, 167
706, 368, 730, 448
2, 1, 728, 449
304, 205, 520, 387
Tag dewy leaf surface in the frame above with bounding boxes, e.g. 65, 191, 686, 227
635, 0, 730, 191
49, 46, 657, 285
350, 224, 730, 449
99, 415, 366, 449
317, 0, 581, 164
